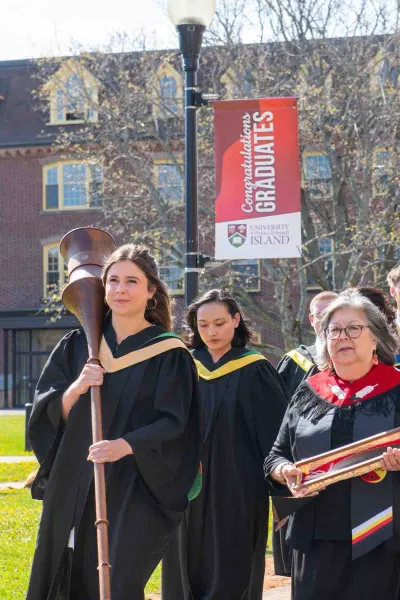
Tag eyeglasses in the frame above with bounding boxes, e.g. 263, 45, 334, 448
325, 325, 370, 340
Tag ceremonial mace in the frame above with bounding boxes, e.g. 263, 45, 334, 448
60, 226, 116, 600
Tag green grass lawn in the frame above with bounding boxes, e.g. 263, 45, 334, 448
0, 462, 38, 484
0, 487, 272, 598
0, 489, 41, 599
0, 414, 269, 596
0, 489, 161, 599
0, 415, 33, 456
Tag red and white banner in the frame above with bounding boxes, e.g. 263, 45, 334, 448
213, 98, 302, 259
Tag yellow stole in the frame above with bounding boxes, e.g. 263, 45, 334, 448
195, 352, 267, 381
99, 334, 188, 373
285, 349, 314, 373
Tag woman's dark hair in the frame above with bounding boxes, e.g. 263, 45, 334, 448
101, 244, 173, 331
354, 286, 397, 333
186, 289, 255, 349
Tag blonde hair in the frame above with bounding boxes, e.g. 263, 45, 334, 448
309, 291, 338, 314
387, 265, 400, 288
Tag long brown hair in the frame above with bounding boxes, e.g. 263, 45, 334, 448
102, 244, 173, 331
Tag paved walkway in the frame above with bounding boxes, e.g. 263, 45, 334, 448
147, 592, 290, 600
0, 455, 36, 463
0, 481, 26, 490
147, 586, 291, 599
263, 587, 290, 599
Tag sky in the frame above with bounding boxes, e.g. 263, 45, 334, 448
1, 0, 178, 61
2, 0, 391, 62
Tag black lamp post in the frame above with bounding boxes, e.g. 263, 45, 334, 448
167, 0, 216, 306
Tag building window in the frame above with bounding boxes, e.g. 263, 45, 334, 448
378, 58, 398, 88
304, 153, 331, 179
303, 152, 332, 198
373, 147, 392, 195
64, 74, 86, 121
238, 74, 256, 98
230, 259, 261, 292
159, 76, 178, 114
221, 68, 255, 98
43, 162, 103, 211
154, 161, 183, 204
43, 244, 66, 296
159, 264, 184, 295
307, 237, 333, 289
45, 59, 99, 125
153, 63, 182, 120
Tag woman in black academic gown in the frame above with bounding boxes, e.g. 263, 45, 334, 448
26, 244, 201, 600
162, 289, 288, 600
264, 291, 400, 600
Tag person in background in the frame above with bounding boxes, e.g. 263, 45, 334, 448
277, 291, 338, 398
273, 289, 337, 576
355, 286, 397, 333
387, 267, 400, 365
162, 289, 288, 600
387, 266, 400, 329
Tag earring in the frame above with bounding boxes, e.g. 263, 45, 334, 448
146, 297, 157, 310
372, 350, 378, 365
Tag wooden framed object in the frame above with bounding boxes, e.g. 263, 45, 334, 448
295, 427, 400, 493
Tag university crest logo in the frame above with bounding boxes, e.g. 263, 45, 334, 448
228, 224, 247, 247
360, 468, 387, 484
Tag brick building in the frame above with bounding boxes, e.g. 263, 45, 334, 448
0, 54, 291, 408
0, 59, 103, 408
2, 37, 395, 406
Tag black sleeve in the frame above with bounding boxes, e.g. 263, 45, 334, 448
28, 330, 83, 463
263, 400, 298, 480
123, 348, 199, 451
27, 329, 86, 500
246, 361, 288, 460
123, 349, 202, 512
277, 355, 306, 399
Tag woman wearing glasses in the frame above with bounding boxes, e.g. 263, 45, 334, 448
264, 291, 400, 600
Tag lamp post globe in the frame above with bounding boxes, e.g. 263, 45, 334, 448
167, 0, 216, 27
167, 0, 216, 306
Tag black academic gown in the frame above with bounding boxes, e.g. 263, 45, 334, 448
264, 371, 400, 600
162, 346, 288, 600
26, 322, 201, 600
277, 344, 317, 397
272, 343, 318, 576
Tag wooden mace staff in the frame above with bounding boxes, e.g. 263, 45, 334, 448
60, 226, 116, 600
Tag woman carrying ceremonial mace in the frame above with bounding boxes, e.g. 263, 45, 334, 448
26, 236, 201, 600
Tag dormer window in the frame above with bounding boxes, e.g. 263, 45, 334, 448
371, 50, 399, 93
159, 75, 179, 114
378, 58, 398, 88
221, 68, 255, 98
153, 63, 183, 120
44, 59, 99, 125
